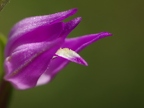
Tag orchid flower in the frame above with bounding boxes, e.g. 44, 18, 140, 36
4, 8, 112, 90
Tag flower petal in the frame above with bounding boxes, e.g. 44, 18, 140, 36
60, 17, 82, 38
37, 32, 112, 85
5, 22, 64, 57
9, 8, 77, 39
4, 38, 64, 90
23, 17, 82, 86
5, 8, 77, 57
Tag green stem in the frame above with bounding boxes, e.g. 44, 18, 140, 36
0, 34, 6, 79
0, 80, 13, 108
0, 0, 10, 11
0, 34, 13, 108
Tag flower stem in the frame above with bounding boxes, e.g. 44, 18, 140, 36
0, 34, 13, 108
0, 79, 13, 108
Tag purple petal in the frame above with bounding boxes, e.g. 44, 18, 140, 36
5, 8, 77, 57
37, 17, 82, 86
60, 17, 82, 38
5, 22, 64, 57
9, 8, 77, 39
64, 32, 112, 52
4, 38, 64, 90
37, 32, 112, 85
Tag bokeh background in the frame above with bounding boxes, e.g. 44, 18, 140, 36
0, 0, 144, 108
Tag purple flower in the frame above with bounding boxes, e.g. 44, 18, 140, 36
4, 8, 112, 90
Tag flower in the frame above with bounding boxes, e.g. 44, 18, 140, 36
4, 8, 112, 90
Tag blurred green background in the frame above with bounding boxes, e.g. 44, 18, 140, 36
0, 0, 144, 108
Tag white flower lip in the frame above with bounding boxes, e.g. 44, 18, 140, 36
55, 48, 88, 66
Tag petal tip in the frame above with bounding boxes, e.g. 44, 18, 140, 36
101, 32, 113, 37
75, 17, 82, 22
63, 8, 78, 17
72, 56, 88, 66
81, 59, 88, 66
69, 8, 78, 14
